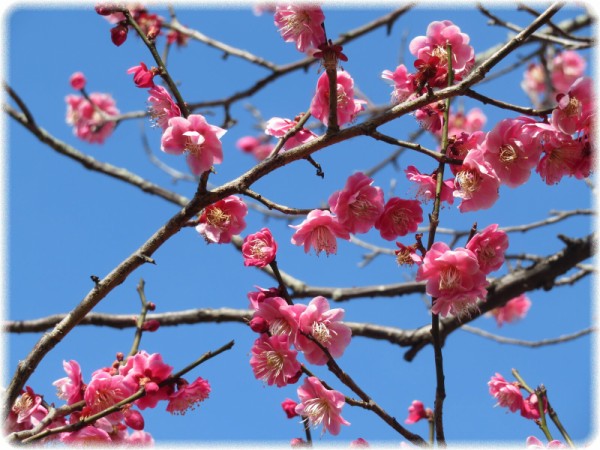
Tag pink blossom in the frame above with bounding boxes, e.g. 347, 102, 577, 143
60, 424, 113, 444
405, 400, 432, 424
414, 102, 445, 132
120, 351, 174, 410
310, 71, 366, 127
526, 436, 567, 449
127, 62, 156, 88
264, 117, 318, 150
295, 376, 350, 436
381, 64, 415, 103
395, 242, 423, 266
453, 147, 500, 212
254, 296, 305, 339
282, 398, 299, 418
536, 131, 589, 185
551, 50, 586, 94
490, 294, 532, 327
466, 223, 508, 274
328, 172, 385, 234
250, 334, 301, 387
488, 373, 524, 413
447, 131, 486, 176
521, 63, 547, 105
375, 197, 423, 241
446, 107, 486, 137
247, 286, 281, 310
416, 241, 488, 317
84, 372, 136, 418
521, 393, 548, 420
53, 360, 84, 405
196, 196, 248, 244
69, 72, 86, 90
350, 438, 370, 447
236, 135, 274, 161
147, 85, 181, 130
290, 209, 350, 256
551, 77, 593, 135
405, 165, 454, 205
10, 387, 48, 430
242, 228, 278, 267
124, 430, 155, 446
409, 20, 475, 85
161, 114, 226, 175
293, 296, 352, 365
482, 117, 542, 188
65, 92, 119, 144
274, 4, 326, 53
166, 377, 211, 415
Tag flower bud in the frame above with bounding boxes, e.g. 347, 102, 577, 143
123, 408, 145, 430
141, 319, 160, 332
111, 24, 128, 47
69, 72, 86, 90
248, 316, 269, 333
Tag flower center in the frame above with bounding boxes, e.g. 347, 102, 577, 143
185, 137, 203, 156
312, 226, 335, 254
303, 398, 330, 425
269, 318, 292, 337
283, 11, 310, 37
439, 266, 461, 291
12, 392, 34, 415
206, 207, 230, 229
564, 96, 581, 117
499, 144, 518, 164
265, 350, 285, 378
431, 45, 449, 65
456, 169, 481, 195
349, 197, 375, 219
250, 240, 267, 258
396, 248, 414, 266
391, 208, 410, 228
312, 321, 333, 345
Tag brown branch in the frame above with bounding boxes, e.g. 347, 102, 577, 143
241, 189, 316, 216
464, 88, 554, 117
459, 324, 595, 347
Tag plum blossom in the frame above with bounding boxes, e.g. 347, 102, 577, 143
161, 114, 226, 175
416, 241, 488, 317
196, 196, 248, 244
53, 360, 85, 405
375, 197, 423, 241
274, 4, 325, 53
236, 135, 274, 161
242, 228, 278, 267
551, 50, 586, 93
453, 147, 500, 212
290, 209, 350, 256
120, 351, 173, 410
414, 102, 445, 132
328, 172, 385, 234
247, 286, 281, 310
488, 373, 524, 413
282, 398, 299, 418
10, 387, 48, 431
405, 165, 454, 205
310, 70, 366, 127
84, 372, 136, 418
60, 423, 113, 444
409, 20, 475, 86
482, 117, 543, 188
489, 294, 531, 327
295, 376, 350, 436
166, 377, 211, 415
127, 62, 156, 88
521, 392, 548, 420
405, 400, 432, 424
293, 296, 352, 365
254, 296, 305, 339
526, 436, 567, 449
395, 242, 423, 266
446, 107, 486, 137
265, 116, 318, 150
465, 224, 508, 274
250, 334, 301, 387
147, 85, 181, 130
66, 92, 119, 144
521, 63, 547, 105
536, 131, 590, 185
551, 77, 593, 135
381, 64, 415, 103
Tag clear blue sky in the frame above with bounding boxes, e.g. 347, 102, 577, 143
3, 3, 594, 447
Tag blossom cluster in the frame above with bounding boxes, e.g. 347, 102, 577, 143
488, 373, 548, 420
6, 352, 210, 445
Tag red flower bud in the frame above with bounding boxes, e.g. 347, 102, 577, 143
248, 316, 269, 333
141, 319, 160, 332
111, 24, 128, 47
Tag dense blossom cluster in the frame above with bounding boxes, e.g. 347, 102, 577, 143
5, 352, 210, 444
66, 91, 119, 144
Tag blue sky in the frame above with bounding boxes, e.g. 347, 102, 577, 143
2, 3, 595, 447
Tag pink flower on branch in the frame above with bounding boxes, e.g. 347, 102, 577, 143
551, 50, 586, 94
196, 196, 248, 244
65, 92, 119, 144
488, 373, 524, 413
166, 377, 211, 415
10, 387, 48, 431
250, 334, 301, 387
551, 76, 593, 135
295, 376, 350, 436
381, 64, 415, 103
536, 130, 590, 185
405, 165, 455, 205
161, 114, 227, 175
120, 351, 173, 410
293, 296, 352, 365
236, 135, 274, 161
274, 4, 326, 53
53, 360, 85, 405
375, 197, 423, 241
489, 294, 531, 327
328, 172, 384, 234
466, 223, 508, 274
416, 241, 488, 317
242, 228, 278, 267
310, 71, 366, 127
147, 85, 181, 130
290, 209, 350, 256
127, 62, 156, 88
405, 400, 432, 424
84, 372, 136, 418
453, 148, 500, 213
253, 296, 305, 339
264, 116, 318, 151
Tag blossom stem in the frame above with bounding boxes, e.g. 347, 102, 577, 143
122, 9, 191, 118
428, 417, 435, 446
128, 278, 151, 357
269, 259, 294, 305
542, 386, 575, 448
302, 415, 313, 446
326, 66, 339, 132
535, 387, 555, 442
428, 43, 454, 448
511, 368, 535, 393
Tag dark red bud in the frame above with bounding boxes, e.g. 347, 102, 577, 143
111, 24, 128, 47
286, 370, 302, 385
147, 302, 156, 311
141, 319, 160, 332
249, 317, 269, 333
116, 352, 124, 361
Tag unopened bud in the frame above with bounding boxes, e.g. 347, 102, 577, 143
123, 408, 145, 430
116, 352, 124, 361
141, 319, 160, 332
111, 24, 128, 47
69, 72, 86, 90
147, 302, 156, 311
248, 317, 269, 333
95, 3, 121, 15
